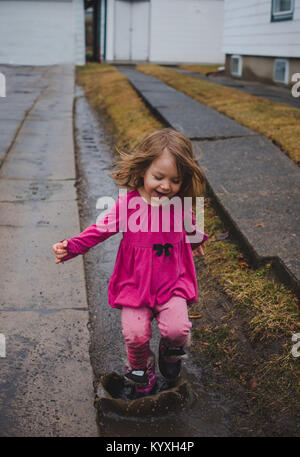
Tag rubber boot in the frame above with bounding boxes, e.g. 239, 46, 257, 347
124, 352, 156, 396
158, 338, 187, 381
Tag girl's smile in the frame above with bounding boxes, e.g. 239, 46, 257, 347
154, 190, 169, 198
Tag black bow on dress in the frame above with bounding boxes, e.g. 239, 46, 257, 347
153, 243, 173, 257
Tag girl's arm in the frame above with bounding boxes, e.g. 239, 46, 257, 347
184, 207, 209, 251
59, 194, 125, 262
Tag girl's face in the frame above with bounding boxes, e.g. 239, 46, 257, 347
141, 148, 182, 202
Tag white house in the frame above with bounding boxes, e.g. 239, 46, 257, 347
0, 0, 86, 66
98, 0, 225, 64
223, 0, 300, 85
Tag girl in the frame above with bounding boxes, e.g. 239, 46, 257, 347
52, 128, 209, 396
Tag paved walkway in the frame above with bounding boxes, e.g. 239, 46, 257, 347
175, 68, 300, 110
117, 66, 300, 296
0, 64, 98, 436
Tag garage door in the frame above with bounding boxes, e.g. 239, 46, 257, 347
114, 0, 150, 61
0, 0, 80, 65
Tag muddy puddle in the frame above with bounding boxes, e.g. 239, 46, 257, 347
74, 86, 234, 437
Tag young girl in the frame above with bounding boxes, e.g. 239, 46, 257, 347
52, 128, 208, 396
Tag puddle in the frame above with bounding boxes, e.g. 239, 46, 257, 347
96, 372, 193, 416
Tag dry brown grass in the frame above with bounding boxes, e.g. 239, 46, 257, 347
137, 64, 300, 165
179, 64, 222, 75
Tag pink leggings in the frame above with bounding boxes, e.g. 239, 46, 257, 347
121, 296, 192, 369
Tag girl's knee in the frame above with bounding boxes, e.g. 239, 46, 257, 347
161, 322, 191, 346
122, 328, 150, 348
121, 307, 152, 347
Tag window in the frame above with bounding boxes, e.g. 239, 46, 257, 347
230, 55, 242, 77
274, 59, 289, 84
271, 0, 294, 21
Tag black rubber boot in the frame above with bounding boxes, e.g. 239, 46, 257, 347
158, 339, 186, 380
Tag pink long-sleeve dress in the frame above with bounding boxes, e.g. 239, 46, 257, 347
61, 189, 209, 309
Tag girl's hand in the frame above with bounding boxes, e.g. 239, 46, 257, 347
52, 240, 68, 264
192, 243, 206, 257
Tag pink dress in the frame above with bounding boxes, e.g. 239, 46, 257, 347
62, 189, 209, 309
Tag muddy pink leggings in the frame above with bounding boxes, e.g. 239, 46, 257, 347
121, 296, 192, 369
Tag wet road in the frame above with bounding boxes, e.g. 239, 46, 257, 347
74, 86, 232, 437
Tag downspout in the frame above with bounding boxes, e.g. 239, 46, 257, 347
98, 0, 102, 62
92, 0, 99, 61
103, 0, 107, 61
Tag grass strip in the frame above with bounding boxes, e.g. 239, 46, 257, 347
179, 64, 222, 75
137, 64, 300, 165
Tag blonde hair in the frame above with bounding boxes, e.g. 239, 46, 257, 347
110, 128, 205, 199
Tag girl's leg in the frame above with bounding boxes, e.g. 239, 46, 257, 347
155, 296, 192, 380
121, 306, 153, 370
155, 295, 192, 347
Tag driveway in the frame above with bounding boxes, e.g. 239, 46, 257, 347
0, 64, 98, 437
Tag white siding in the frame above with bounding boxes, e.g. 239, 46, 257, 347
0, 0, 85, 65
106, 0, 225, 64
74, 0, 86, 65
150, 0, 225, 63
223, 0, 300, 58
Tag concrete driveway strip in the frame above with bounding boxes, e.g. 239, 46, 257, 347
117, 66, 255, 139
0, 65, 98, 436
118, 66, 300, 296
0, 64, 49, 166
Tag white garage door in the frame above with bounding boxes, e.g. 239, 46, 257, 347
0, 0, 83, 65
114, 0, 150, 61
